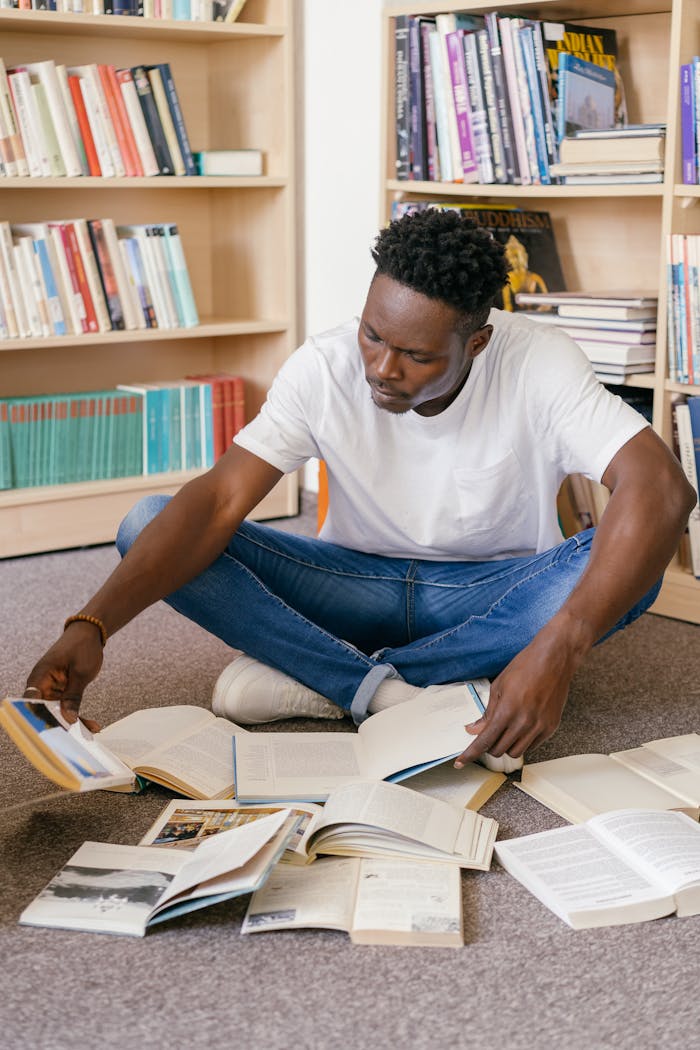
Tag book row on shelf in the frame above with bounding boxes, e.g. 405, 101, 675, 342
394, 11, 630, 188
0, 58, 199, 179
0, 217, 198, 340
680, 57, 700, 185
0, 0, 248, 23
0, 372, 246, 489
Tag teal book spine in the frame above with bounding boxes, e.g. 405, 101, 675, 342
162, 224, 199, 327
201, 383, 214, 468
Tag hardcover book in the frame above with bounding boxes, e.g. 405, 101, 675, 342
557, 53, 616, 142
540, 21, 627, 131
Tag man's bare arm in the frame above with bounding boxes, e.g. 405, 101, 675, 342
25, 445, 283, 719
455, 427, 697, 767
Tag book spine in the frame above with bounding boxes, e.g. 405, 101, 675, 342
427, 28, 452, 182
0, 58, 27, 176
72, 218, 111, 333
68, 75, 101, 176
47, 224, 83, 334
510, 18, 540, 183
13, 239, 44, 337
162, 223, 199, 327
100, 218, 140, 330
116, 68, 159, 177
674, 401, 700, 577
30, 80, 65, 177
687, 396, 700, 500
63, 222, 98, 333
680, 64, 697, 185
394, 14, 411, 180
408, 16, 427, 181
0, 221, 31, 337
7, 68, 47, 177
97, 64, 139, 177
26, 62, 82, 177
25, 239, 53, 337
87, 219, 125, 331
120, 236, 156, 328
146, 67, 185, 175
419, 20, 439, 181
498, 17, 531, 185
484, 14, 518, 183
131, 65, 174, 175
462, 31, 494, 184
77, 74, 115, 176
475, 28, 506, 184
445, 30, 479, 182
665, 235, 678, 382
682, 235, 695, 385
116, 239, 146, 330
32, 236, 66, 336
154, 62, 196, 176
55, 64, 89, 176
518, 25, 550, 185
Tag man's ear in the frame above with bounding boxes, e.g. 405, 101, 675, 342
466, 324, 493, 359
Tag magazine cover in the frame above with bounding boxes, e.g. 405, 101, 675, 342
540, 21, 627, 129
557, 54, 616, 141
391, 201, 566, 311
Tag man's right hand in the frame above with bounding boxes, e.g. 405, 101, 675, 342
24, 622, 104, 726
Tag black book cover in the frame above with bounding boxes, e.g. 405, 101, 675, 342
131, 65, 174, 176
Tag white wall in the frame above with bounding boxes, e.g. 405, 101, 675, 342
300, 0, 383, 487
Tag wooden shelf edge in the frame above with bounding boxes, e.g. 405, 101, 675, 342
0, 9, 286, 39
0, 319, 288, 352
0, 473, 299, 558
385, 179, 664, 199
0, 176, 288, 190
649, 567, 700, 625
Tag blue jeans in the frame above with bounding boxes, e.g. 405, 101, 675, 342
116, 495, 662, 724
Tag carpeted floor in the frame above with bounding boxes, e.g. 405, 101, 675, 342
2, 491, 700, 1050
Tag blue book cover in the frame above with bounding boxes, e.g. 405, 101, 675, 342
518, 25, 551, 184
680, 64, 697, 185
557, 53, 615, 143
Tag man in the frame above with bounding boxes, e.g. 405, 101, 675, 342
25, 211, 695, 771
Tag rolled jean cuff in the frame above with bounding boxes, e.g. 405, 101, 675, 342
350, 663, 399, 725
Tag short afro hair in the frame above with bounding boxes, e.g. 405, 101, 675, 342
371, 208, 510, 333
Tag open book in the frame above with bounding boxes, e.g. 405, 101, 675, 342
0, 697, 246, 800
233, 684, 485, 802
517, 735, 700, 822
242, 855, 463, 947
142, 779, 498, 870
19, 808, 296, 937
495, 809, 700, 929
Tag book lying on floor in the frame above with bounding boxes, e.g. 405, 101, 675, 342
140, 798, 321, 865
400, 759, 506, 811
517, 734, 700, 822
142, 778, 499, 869
19, 808, 296, 937
0, 698, 247, 800
495, 809, 700, 929
233, 683, 486, 803
241, 855, 464, 947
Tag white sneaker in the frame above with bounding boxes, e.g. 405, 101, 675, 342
211, 655, 346, 725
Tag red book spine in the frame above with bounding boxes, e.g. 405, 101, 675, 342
63, 223, 98, 333
231, 375, 246, 435
98, 64, 142, 177
68, 75, 101, 177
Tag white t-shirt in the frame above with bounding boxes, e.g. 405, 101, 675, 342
235, 310, 648, 561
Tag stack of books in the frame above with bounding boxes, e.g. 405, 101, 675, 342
393, 13, 627, 186
0, 373, 245, 490
514, 290, 658, 384
0, 218, 198, 341
0, 59, 197, 179
549, 123, 666, 185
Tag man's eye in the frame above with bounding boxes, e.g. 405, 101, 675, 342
365, 329, 382, 342
408, 354, 429, 363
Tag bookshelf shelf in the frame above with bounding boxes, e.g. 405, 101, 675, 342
382, 0, 700, 624
0, 0, 299, 557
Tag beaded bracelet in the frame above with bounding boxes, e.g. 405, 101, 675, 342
64, 613, 108, 648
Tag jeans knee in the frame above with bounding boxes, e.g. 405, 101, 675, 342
116, 495, 170, 557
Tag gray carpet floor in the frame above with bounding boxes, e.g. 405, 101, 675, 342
2, 491, 700, 1050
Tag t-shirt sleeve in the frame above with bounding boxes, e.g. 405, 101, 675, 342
233, 342, 322, 473
526, 327, 649, 482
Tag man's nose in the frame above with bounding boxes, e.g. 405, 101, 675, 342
375, 346, 402, 380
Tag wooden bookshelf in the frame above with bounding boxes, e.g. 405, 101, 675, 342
0, 0, 298, 559
382, 0, 700, 624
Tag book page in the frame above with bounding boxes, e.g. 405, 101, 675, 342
137, 719, 239, 798
519, 753, 695, 823
591, 810, 700, 892
494, 824, 670, 925
610, 744, 700, 806
306, 779, 463, 857
100, 705, 231, 765
402, 761, 505, 811
234, 733, 363, 800
242, 856, 359, 934
359, 685, 482, 781
351, 857, 462, 945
